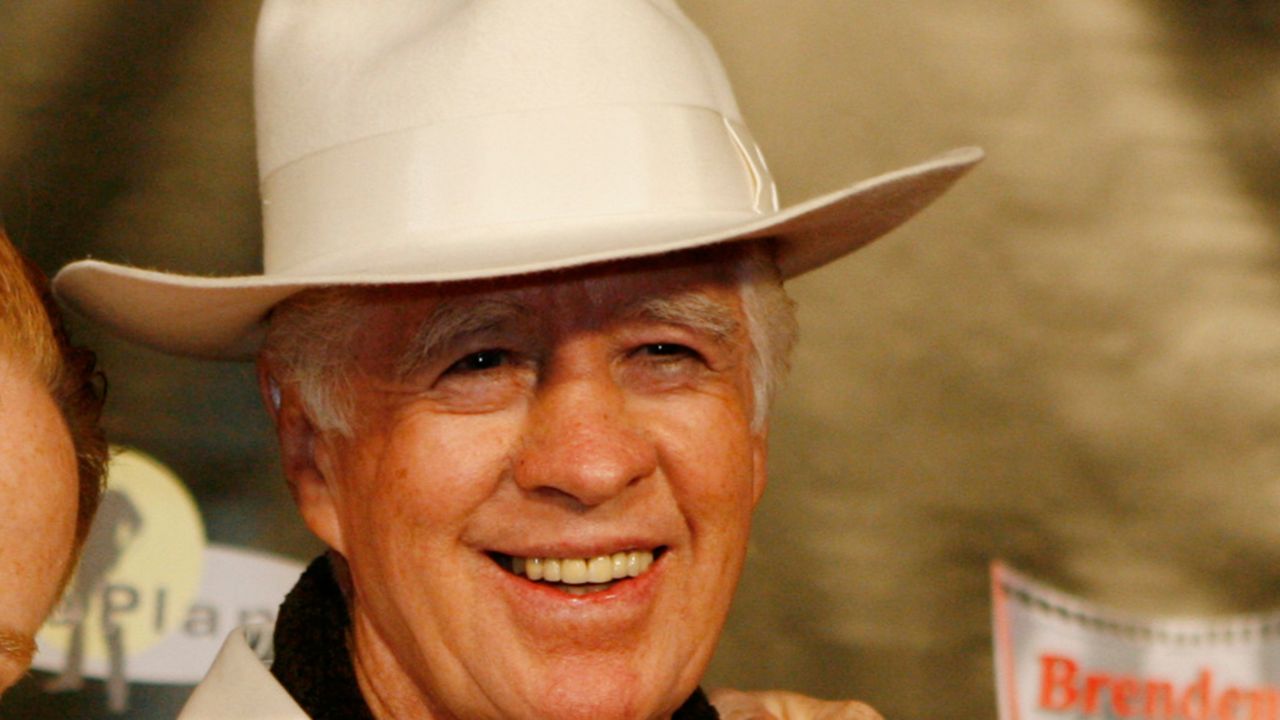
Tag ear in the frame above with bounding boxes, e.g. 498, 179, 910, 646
256, 358, 348, 554
750, 422, 769, 507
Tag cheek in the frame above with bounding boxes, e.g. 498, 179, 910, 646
0, 425, 79, 632
647, 395, 758, 522
338, 410, 522, 546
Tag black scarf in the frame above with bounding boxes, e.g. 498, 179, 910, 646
271, 555, 719, 719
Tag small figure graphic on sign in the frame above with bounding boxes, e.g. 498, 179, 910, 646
45, 489, 142, 714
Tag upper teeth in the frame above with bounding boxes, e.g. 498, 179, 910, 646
512, 550, 654, 584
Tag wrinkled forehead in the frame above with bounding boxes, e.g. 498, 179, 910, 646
330, 247, 750, 376
393, 242, 743, 301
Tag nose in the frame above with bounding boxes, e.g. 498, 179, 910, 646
513, 366, 658, 508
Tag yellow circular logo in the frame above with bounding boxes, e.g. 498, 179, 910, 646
39, 447, 205, 665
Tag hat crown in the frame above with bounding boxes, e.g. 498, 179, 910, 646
254, 0, 744, 177
250, 0, 780, 280
49, 0, 981, 360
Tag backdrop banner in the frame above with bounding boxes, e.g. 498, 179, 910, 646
992, 562, 1280, 720
0, 448, 305, 718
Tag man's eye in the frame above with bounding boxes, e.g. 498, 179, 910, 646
640, 343, 698, 360
446, 349, 509, 374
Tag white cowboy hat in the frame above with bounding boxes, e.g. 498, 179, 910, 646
54, 0, 982, 360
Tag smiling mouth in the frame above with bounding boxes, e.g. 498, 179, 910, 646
489, 548, 666, 596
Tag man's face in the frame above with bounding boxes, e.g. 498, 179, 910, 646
0, 357, 78, 693
276, 252, 768, 719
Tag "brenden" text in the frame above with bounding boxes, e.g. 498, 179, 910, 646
1038, 654, 1280, 720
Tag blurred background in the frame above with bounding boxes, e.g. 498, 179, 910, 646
1, 0, 1278, 717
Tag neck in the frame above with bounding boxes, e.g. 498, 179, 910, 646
347, 611, 449, 720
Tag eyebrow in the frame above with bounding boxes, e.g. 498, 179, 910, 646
395, 297, 533, 377
621, 292, 742, 345
0, 628, 35, 666
393, 289, 742, 377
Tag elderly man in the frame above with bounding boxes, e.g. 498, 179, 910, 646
0, 230, 107, 696
55, 1, 980, 718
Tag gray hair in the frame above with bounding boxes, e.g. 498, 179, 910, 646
735, 244, 798, 429
261, 242, 797, 436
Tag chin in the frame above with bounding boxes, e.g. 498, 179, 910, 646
502, 657, 696, 720
532, 685, 677, 720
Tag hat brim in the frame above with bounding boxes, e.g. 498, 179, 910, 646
54, 146, 982, 360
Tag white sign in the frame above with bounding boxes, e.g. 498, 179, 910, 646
35, 543, 303, 684
992, 562, 1280, 720
31, 448, 305, 714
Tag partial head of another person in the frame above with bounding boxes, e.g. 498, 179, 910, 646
0, 231, 107, 693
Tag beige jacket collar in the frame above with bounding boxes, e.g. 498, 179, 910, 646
178, 624, 308, 719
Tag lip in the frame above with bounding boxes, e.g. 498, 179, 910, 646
485, 535, 668, 559
483, 544, 668, 622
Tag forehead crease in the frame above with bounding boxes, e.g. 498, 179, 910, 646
622, 291, 741, 342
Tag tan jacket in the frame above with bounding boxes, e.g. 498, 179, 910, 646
178, 625, 308, 719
